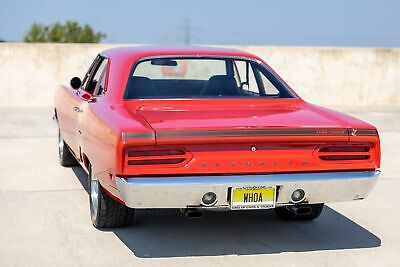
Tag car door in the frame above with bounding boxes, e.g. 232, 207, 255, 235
76, 56, 109, 155
62, 55, 102, 156
57, 55, 100, 156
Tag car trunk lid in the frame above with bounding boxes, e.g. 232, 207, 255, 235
129, 99, 352, 144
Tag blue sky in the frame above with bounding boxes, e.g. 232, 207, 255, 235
0, 0, 399, 47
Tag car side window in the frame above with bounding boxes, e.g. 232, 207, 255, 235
85, 57, 107, 95
233, 60, 260, 95
92, 59, 109, 96
257, 68, 280, 95
81, 56, 101, 90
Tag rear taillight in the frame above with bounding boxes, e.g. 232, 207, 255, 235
127, 149, 185, 157
319, 146, 370, 153
125, 148, 191, 167
319, 155, 370, 160
317, 145, 371, 161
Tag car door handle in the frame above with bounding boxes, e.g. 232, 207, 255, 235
73, 106, 83, 113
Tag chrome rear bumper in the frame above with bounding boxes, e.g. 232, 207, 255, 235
116, 170, 380, 209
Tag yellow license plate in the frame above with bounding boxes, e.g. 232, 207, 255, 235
231, 186, 275, 210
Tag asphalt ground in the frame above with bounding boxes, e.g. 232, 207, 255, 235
0, 107, 399, 266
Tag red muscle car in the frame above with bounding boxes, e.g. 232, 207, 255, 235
54, 46, 380, 228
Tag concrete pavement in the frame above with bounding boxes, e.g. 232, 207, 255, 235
0, 107, 399, 266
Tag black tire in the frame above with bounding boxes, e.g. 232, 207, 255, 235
89, 165, 135, 228
58, 128, 78, 167
275, 203, 324, 221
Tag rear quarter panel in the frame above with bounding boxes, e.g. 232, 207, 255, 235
79, 102, 155, 197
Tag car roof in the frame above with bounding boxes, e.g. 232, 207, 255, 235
101, 45, 261, 61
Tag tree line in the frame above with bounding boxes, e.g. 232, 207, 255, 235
23, 21, 105, 43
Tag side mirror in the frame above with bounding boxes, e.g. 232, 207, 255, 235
70, 77, 82, 89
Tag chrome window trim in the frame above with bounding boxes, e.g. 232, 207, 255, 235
122, 132, 155, 140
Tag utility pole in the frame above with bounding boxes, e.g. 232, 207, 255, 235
179, 18, 201, 45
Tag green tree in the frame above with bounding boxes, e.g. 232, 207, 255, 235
24, 21, 106, 43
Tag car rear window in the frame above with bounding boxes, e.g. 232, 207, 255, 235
124, 57, 294, 99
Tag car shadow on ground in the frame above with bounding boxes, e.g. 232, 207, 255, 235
72, 166, 381, 258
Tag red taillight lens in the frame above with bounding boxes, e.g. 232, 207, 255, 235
318, 145, 371, 161
128, 158, 185, 165
125, 148, 190, 166
319, 146, 370, 153
127, 149, 185, 157
319, 155, 370, 161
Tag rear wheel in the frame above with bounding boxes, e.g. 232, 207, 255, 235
275, 203, 324, 221
58, 129, 78, 167
89, 165, 135, 228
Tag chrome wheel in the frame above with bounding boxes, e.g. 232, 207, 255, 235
58, 130, 64, 160
90, 167, 99, 218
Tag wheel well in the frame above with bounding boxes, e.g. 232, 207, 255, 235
83, 155, 125, 206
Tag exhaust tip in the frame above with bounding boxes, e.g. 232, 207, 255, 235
181, 208, 204, 218
187, 210, 204, 218
290, 205, 313, 216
